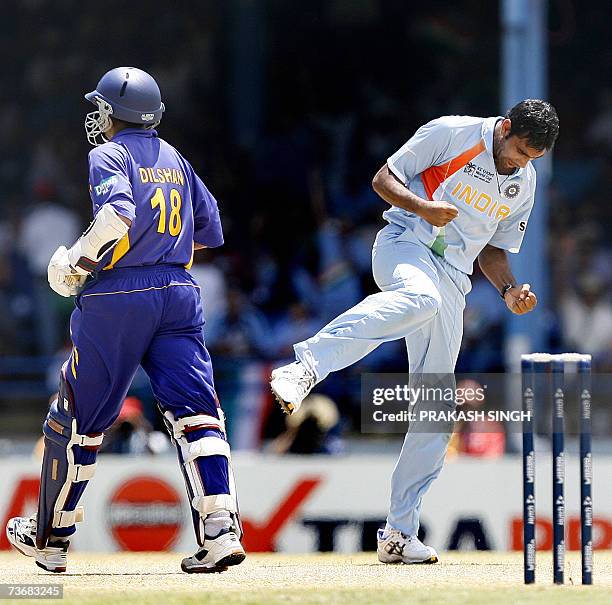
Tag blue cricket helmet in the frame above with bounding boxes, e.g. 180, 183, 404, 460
84, 67, 165, 146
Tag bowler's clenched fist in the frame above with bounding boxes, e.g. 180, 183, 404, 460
504, 283, 537, 315
420, 201, 459, 227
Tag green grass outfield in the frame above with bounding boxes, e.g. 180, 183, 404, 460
1, 551, 610, 605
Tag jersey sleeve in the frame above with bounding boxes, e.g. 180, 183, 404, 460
387, 117, 455, 185
487, 179, 536, 253
190, 169, 224, 248
88, 144, 135, 221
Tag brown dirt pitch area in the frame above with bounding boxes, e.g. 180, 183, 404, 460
0, 551, 610, 605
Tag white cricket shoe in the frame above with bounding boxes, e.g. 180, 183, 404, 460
377, 528, 439, 564
6, 517, 69, 573
270, 361, 316, 414
181, 530, 246, 573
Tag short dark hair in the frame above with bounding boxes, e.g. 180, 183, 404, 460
505, 99, 559, 151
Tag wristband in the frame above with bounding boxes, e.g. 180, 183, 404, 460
500, 283, 514, 299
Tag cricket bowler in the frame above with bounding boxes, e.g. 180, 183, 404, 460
271, 100, 559, 563
6, 67, 245, 573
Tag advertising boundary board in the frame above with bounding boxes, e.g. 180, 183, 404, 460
1, 454, 610, 553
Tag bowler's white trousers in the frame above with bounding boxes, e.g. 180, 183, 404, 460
294, 223, 472, 535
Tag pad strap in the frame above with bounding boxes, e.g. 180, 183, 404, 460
53, 506, 84, 528
164, 411, 226, 439
181, 436, 230, 464
192, 494, 237, 515
66, 463, 97, 482
46, 416, 104, 448
74, 433, 104, 447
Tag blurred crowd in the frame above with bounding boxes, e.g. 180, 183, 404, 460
0, 1, 611, 445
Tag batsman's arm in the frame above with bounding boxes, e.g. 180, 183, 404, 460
372, 166, 458, 227
477, 244, 537, 315
66, 205, 131, 274
48, 205, 132, 297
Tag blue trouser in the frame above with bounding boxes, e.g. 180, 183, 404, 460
40, 265, 234, 546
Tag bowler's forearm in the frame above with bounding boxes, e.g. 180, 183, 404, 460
372, 164, 428, 215
477, 245, 517, 294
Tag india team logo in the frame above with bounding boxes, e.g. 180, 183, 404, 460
108, 476, 184, 551
503, 183, 521, 199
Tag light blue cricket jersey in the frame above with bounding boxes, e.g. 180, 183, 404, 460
384, 115, 537, 274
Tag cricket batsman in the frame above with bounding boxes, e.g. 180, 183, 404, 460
271, 100, 559, 563
6, 67, 245, 573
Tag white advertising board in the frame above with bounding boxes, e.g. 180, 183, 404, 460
0, 454, 610, 553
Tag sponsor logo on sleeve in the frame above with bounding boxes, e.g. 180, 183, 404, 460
94, 175, 118, 196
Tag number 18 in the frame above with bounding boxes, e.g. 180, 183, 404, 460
150, 187, 182, 236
